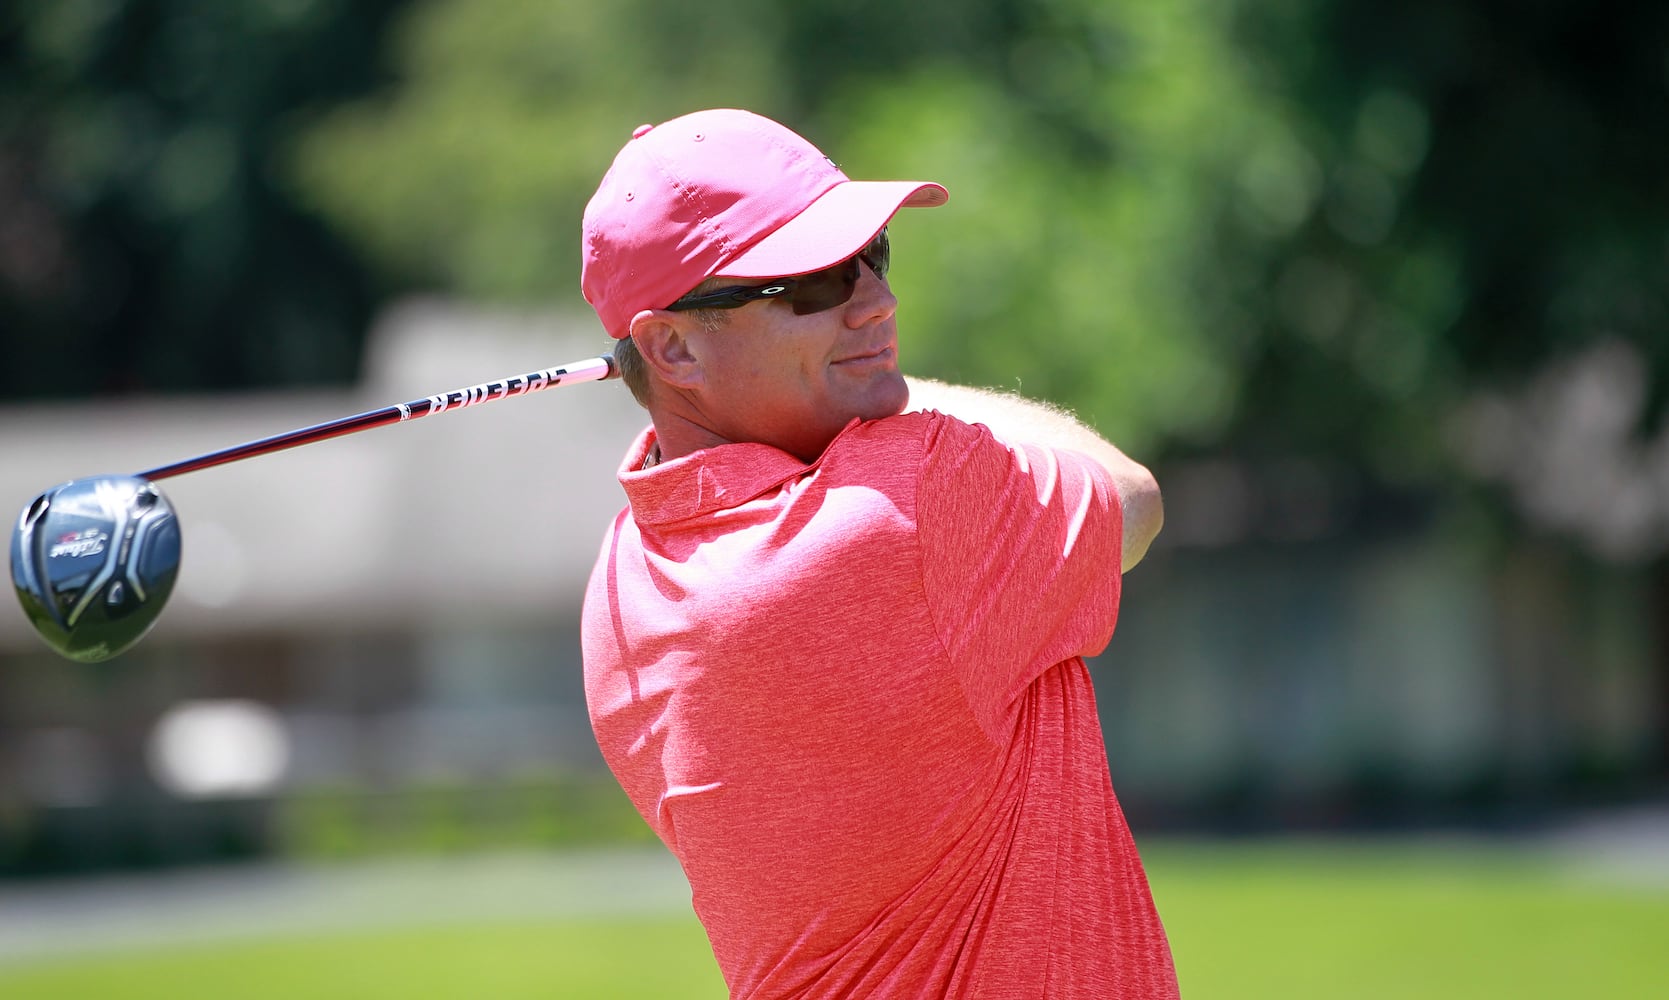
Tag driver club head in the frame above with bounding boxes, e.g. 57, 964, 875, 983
10, 475, 182, 663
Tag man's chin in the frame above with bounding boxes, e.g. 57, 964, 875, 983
857, 374, 910, 421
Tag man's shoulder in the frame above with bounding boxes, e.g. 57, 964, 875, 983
833, 408, 990, 454
838, 409, 936, 444
818, 411, 1026, 510
823, 409, 987, 472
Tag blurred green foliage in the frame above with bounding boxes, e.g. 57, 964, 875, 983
5, 0, 1667, 497
0, 0, 407, 395
290, 0, 1283, 452
290, 0, 787, 303
286, 0, 1669, 473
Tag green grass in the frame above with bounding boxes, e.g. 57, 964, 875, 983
1150, 841, 1667, 999
0, 916, 727, 1000
1, 842, 1663, 999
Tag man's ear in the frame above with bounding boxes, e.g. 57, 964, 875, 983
628, 310, 704, 391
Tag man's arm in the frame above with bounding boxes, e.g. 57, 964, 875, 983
905, 377, 1163, 572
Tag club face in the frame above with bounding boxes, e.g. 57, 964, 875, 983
10, 476, 181, 663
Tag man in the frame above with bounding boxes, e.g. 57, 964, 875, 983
578, 108, 1175, 998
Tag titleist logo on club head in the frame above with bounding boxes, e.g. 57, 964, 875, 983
50, 529, 109, 559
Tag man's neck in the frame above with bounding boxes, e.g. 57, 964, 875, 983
645, 409, 734, 464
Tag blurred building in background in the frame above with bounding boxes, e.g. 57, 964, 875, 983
2, 300, 1662, 875
0, 302, 645, 872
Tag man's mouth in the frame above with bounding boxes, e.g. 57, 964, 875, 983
832, 345, 896, 366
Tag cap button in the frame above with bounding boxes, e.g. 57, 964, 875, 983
632, 124, 653, 139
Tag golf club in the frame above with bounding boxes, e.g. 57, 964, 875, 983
10, 354, 618, 663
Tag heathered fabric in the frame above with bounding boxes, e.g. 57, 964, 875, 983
581, 410, 1178, 999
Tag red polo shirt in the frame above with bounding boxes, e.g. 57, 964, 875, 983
582, 410, 1177, 998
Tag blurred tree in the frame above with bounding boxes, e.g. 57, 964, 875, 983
1231, 0, 1669, 493
0, 0, 408, 397
11, 0, 1668, 549
290, 0, 1290, 453
817, 0, 1302, 453
289, 0, 789, 302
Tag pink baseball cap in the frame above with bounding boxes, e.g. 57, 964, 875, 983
581, 109, 948, 339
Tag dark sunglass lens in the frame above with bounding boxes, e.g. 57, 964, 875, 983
782, 232, 890, 315
862, 231, 890, 279
789, 258, 861, 315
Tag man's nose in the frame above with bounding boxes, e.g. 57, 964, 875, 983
846, 260, 897, 326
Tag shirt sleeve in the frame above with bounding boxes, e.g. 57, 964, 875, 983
915, 412, 1123, 740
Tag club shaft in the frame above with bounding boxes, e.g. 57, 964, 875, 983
137, 355, 617, 481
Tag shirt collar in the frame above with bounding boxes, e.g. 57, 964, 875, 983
618, 423, 855, 526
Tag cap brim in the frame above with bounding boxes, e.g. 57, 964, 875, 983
717, 180, 948, 279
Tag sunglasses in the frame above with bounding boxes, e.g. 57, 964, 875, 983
666, 230, 890, 316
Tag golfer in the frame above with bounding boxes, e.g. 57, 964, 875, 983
579, 109, 1175, 998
